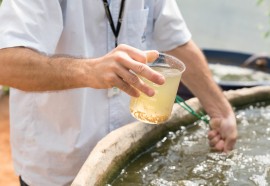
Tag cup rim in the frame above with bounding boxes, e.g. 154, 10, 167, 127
150, 53, 186, 73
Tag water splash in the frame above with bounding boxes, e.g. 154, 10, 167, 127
111, 102, 270, 186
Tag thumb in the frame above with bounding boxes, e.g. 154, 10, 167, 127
145, 50, 159, 63
224, 139, 234, 153
223, 128, 237, 153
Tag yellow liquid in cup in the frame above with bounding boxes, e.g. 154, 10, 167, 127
130, 66, 182, 124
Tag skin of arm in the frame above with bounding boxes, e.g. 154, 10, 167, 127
166, 40, 238, 153
0, 41, 236, 152
0, 45, 164, 97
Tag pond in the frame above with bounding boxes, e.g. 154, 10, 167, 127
110, 102, 270, 186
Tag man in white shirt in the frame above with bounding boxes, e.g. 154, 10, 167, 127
0, 0, 237, 185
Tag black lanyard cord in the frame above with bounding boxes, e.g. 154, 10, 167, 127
102, 0, 126, 47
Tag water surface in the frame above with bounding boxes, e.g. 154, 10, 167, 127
110, 102, 270, 186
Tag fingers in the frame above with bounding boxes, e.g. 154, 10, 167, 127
116, 45, 159, 64
146, 50, 159, 63
213, 140, 225, 152
208, 130, 225, 152
224, 132, 237, 153
134, 64, 165, 85
92, 45, 162, 96
110, 45, 165, 96
113, 76, 140, 97
119, 57, 165, 86
208, 118, 223, 151
106, 44, 165, 97
116, 44, 148, 64
116, 66, 155, 97
208, 130, 218, 139
208, 132, 221, 147
115, 45, 165, 85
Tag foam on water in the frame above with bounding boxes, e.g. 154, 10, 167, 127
152, 66, 182, 77
209, 64, 270, 82
110, 102, 270, 186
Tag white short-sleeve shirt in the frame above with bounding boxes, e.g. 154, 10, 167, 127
0, 0, 191, 185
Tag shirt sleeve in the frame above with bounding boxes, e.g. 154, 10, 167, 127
0, 0, 63, 54
152, 0, 192, 52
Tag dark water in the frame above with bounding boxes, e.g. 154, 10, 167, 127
109, 102, 270, 186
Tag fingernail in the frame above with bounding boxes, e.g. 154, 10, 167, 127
146, 50, 159, 63
148, 89, 155, 97
158, 75, 165, 84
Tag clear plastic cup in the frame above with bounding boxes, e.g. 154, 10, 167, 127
130, 53, 186, 124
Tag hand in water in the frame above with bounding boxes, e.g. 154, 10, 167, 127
208, 115, 238, 153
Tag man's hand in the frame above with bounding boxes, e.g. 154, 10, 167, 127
88, 44, 165, 97
208, 115, 237, 153
0, 45, 163, 93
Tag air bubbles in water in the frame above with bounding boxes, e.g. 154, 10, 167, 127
111, 102, 270, 186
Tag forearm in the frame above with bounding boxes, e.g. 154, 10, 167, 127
166, 40, 233, 118
0, 47, 87, 91
0, 45, 164, 97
